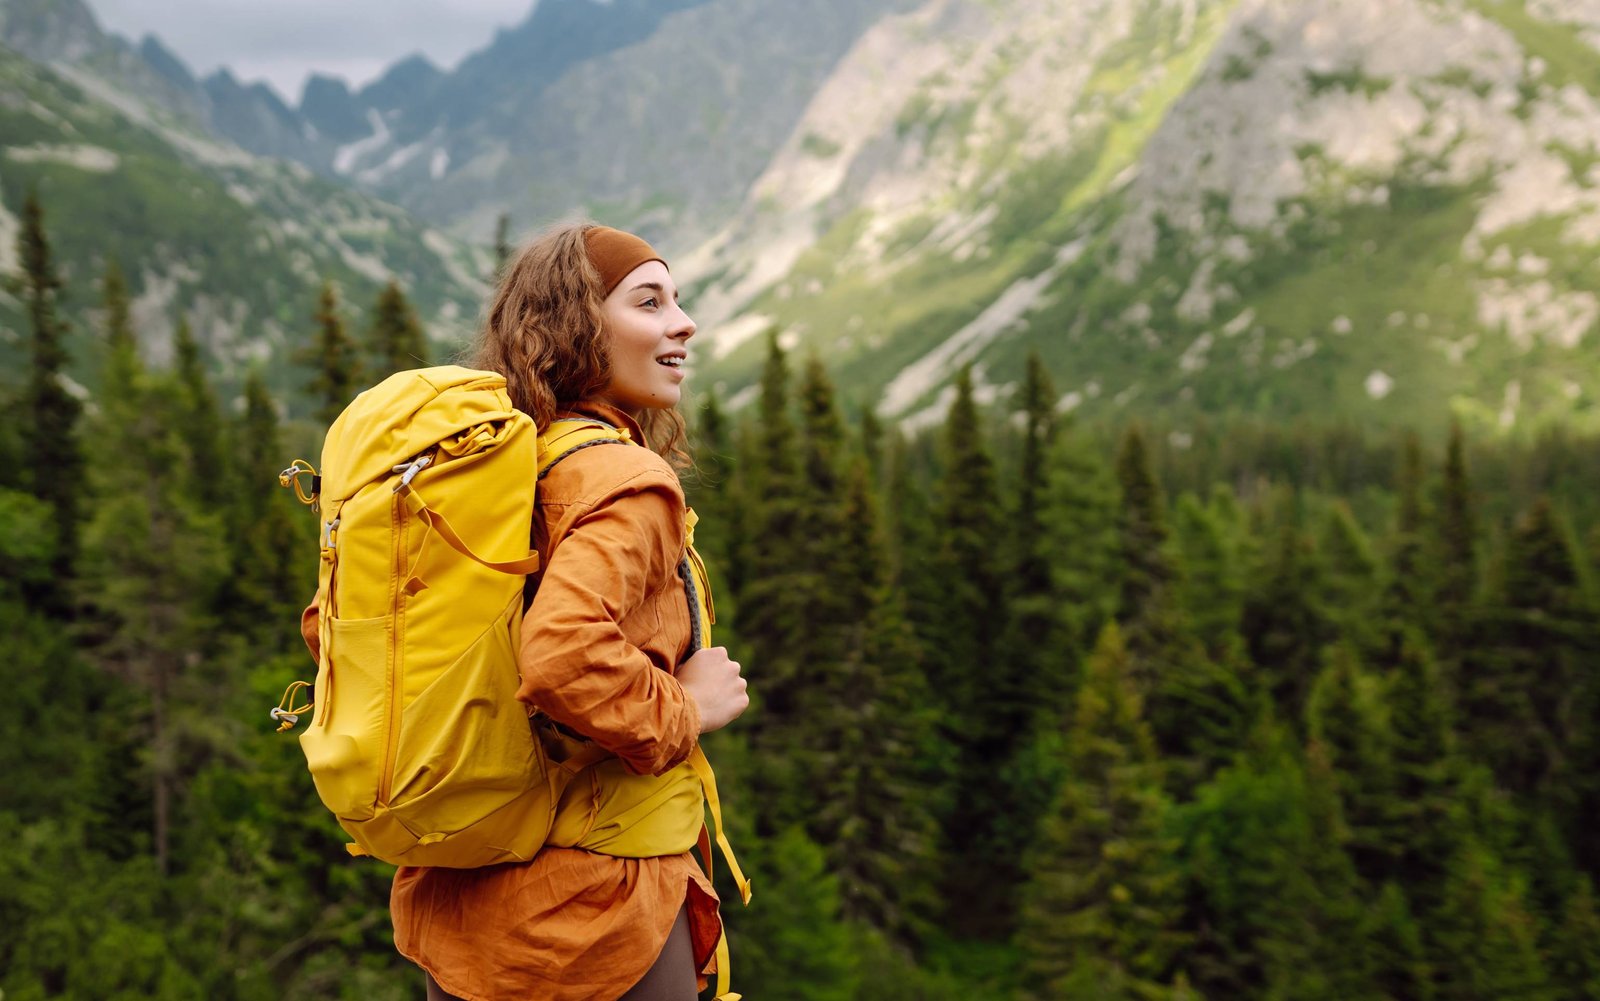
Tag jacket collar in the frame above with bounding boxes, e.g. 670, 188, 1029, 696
562, 399, 647, 447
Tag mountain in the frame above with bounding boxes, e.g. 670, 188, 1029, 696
0, 35, 488, 412
9, 0, 1600, 436
318, 0, 918, 244
676, 0, 1600, 436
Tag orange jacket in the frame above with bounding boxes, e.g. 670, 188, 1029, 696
301, 397, 721, 999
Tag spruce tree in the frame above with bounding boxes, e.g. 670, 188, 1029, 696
1242, 492, 1334, 722
1043, 425, 1121, 686
928, 366, 1002, 708
1305, 642, 1397, 883
172, 317, 228, 508
1318, 501, 1382, 653
1549, 879, 1600, 1001
928, 368, 1007, 932
1383, 632, 1465, 907
1381, 433, 1430, 636
1433, 423, 1477, 658
1173, 491, 1247, 659
18, 191, 83, 612
1462, 497, 1593, 802
78, 318, 229, 877
1178, 727, 1377, 1001
493, 212, 513, 275
737, 335, 810, 833
366, 280, 428, 379
1114, 425, 1178, 658
223, 372, 308, 649
1428, 841, 1556, 1001
304, 280, 362, 426
816, 456, 943, 941
1018, 622, 1184, 1000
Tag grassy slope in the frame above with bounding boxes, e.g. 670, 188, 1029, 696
705, 0, 1600, 436
0, 50, 484, 410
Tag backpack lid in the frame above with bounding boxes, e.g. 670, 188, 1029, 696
321, 366, 527, 502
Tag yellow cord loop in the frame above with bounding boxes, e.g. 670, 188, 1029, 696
271, 680, 313, 733
278, 459, 320, 507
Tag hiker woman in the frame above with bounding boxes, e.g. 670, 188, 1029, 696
302, 224, 750, 1000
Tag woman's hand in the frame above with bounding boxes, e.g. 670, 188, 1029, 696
677, 646, 749, 733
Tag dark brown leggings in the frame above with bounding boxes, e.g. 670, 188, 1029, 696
423, 905, 697, 1001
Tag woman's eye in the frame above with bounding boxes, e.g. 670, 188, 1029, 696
641, 297, 658, 309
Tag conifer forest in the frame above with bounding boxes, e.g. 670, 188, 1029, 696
4, 194, 1600, 1001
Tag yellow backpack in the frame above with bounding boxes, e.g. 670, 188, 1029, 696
274, 366, 749, 998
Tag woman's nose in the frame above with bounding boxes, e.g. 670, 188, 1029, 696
673, 305, 696, 340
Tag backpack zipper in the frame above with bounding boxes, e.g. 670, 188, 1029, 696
378, 491, 407, 805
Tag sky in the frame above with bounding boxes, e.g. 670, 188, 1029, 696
88, 0, 538, 105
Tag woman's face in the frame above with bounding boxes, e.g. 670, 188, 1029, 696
597, 260, 696, 414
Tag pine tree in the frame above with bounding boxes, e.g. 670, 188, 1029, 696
493, 212, 513, 275
1305, 642, 1397, 883
1115, 425, 1178, 658
223, 372, 309, 649
727, 827, 858, 1001
736, 335, 811, 833
1367, 882, 1434, 1001
17, 191, 84, 613
816, 457, 943, 941
1173, 491, 1247, 659
1018, 622, 1184, 1000
100, 260, 138, 393
1462, 497, 1594, 803
1318, 501, 1382, 653
1429, 842, 1556, 1001
1381, 433, 1430, 636
928, 366, 1002, 708
1549, 878, 1600, 1001
1178, 726, 1377, 1001
1043, 425, 1121, 687
1433, 423, 1477, 658
366, 280, 428, 379
927, 368, 1006, 932
304, 280, 362, 426
172, 317, 228, 508
1383, 632, 1465, 908
78, 317, 229, 877
1242, 492, 1334, 722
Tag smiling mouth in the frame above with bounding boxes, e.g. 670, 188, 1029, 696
657, 355, 685, 368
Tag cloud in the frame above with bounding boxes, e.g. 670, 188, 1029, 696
88, 0, 535, 102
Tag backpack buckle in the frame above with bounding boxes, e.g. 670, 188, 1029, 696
321, 516, 341, 550
393, 454, 434, 492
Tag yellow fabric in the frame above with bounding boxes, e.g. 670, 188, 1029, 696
285, 368, 747, 995
286, 369, 746, 878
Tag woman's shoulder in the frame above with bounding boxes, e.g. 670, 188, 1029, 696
538, 437, 683, 511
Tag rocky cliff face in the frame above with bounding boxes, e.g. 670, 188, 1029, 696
678, 0, 1600, 435
8, 0, 1600, 433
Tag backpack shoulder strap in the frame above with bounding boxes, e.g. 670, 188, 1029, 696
537, 418, 630, 480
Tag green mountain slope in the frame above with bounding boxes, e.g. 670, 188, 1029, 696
685, 0, 1600, 436
0, 45, 487, 410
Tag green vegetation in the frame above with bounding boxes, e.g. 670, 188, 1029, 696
0, 48, 481, 413
7, 196, 1600, 996
1304, 65, 1393, 98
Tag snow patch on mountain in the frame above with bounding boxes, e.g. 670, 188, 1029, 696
333, 109, 389, 175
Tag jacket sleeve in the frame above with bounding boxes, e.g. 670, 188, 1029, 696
515, 467, 701, 776
301, 590, 321, 663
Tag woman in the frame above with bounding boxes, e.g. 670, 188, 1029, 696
313, 224, 750, 1000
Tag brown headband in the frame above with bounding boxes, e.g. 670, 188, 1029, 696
585, 225, 666, 297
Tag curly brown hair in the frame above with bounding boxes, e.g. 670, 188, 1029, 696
471, 222, 690, 468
